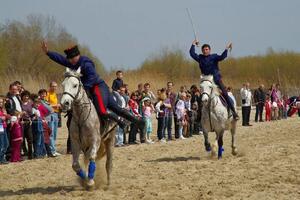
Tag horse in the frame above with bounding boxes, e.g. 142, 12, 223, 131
60, 67, 116, 189
199, 75, 238, 159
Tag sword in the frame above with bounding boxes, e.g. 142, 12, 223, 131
186, 8, 199, 46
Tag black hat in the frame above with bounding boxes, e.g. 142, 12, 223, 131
64, 45, 80, 59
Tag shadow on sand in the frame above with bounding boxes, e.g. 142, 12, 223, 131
146, 156, 200, 163
0, 185, 79, 197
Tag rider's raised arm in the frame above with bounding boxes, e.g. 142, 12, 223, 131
189, 44, 200, 62
215, 49, 228, 61
47, 51, 73, 69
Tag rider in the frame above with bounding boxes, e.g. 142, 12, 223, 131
189, 40, 239, 120
41, 41, 145, 129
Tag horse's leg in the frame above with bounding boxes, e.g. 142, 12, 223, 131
231, 121, 238, 155
86, 141, 99, 188
217, 130, 224, 159
203, 130, 211, 152
71, 137, 86, 180
211, 132, 218, 158
104, 134, 114, 186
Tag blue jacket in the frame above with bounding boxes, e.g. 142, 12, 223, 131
47, 51, 104, 89
189, 45, 228, 81
112, 78, 123, 91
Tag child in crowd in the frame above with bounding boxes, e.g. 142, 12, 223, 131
31, 98, 46, 158
265, 94, 272, 121
10, 116, 23, 162
0, 97, 10, 164
142, 97, 154, 144
155, 89, 167, 143
176, 92, 187, 140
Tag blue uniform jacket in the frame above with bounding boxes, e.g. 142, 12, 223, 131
189, 45, 228, 82
47, 51, 104, 89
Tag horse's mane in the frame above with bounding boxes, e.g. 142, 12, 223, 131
200, 75, 220, 95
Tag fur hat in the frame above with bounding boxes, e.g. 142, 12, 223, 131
64, 45, 80, 59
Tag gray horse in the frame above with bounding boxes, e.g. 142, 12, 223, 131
200, 75, 238, 159
61, 67, 116, 189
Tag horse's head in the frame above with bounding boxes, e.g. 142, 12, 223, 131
61, 67, 82, 112
200, 75, 217, 105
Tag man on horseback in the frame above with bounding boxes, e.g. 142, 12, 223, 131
41, 41, 145, 129
189, 40, 239, 120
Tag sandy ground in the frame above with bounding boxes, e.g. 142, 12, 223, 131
0, 112, 299, 200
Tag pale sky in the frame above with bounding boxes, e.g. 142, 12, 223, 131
1, 0, 299, 69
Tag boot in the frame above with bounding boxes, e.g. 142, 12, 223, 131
104, 112, 128, 130
113, 108, 146, 130
231, 108, 240, 121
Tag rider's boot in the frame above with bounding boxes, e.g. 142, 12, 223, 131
229, 105, 240, 121
103, 112, 128, 129
113, 108, 145, 130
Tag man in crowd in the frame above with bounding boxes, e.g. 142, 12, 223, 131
240, 83, 252, 126
253, 84, 266, 122
46, 81, 61, 156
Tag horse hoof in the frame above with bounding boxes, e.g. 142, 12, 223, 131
205, 144, 211, 152
232, 148, 238, 156
86, 179, 95, 190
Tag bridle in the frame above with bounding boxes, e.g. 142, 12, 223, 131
62, 74, 92, 126
200, 79, 217, 131
62, 75, 82, 102
200, 79, 214, 102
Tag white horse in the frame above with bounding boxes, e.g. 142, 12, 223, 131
200, 75, 238, 159
61, 67, 116, 189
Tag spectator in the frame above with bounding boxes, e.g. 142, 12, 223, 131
46, 81, 61, 147
20, 91, 34, 159
142, 83, 156, 103
190, 85, 202, 134
0, 97, 9, 164
5, 83, 22, 116
166, 82, 176, 140
46, 83, 61, 155
253, 84, 266, 122
128, 92, 143, 144
114, 86, 127, 147
142, 97, 154, 144
282, 95, 289, 119
155, 88, 167, 142
227, 87, 237, 108
188, 102, 198, 137
265, 94, 272, 121
10, 116, 23, 162
240, 82, 252, 126
175, 92, 187, 140
31, 97, 46, 158
112, 70, 124, 91
38, 89, 58, 156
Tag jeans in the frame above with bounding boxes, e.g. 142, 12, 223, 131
0, 129, 9, 162
49, 113, 58, 154
32, 120, 46, 157
163, 113, 173, 140
115, 126, 124, 145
